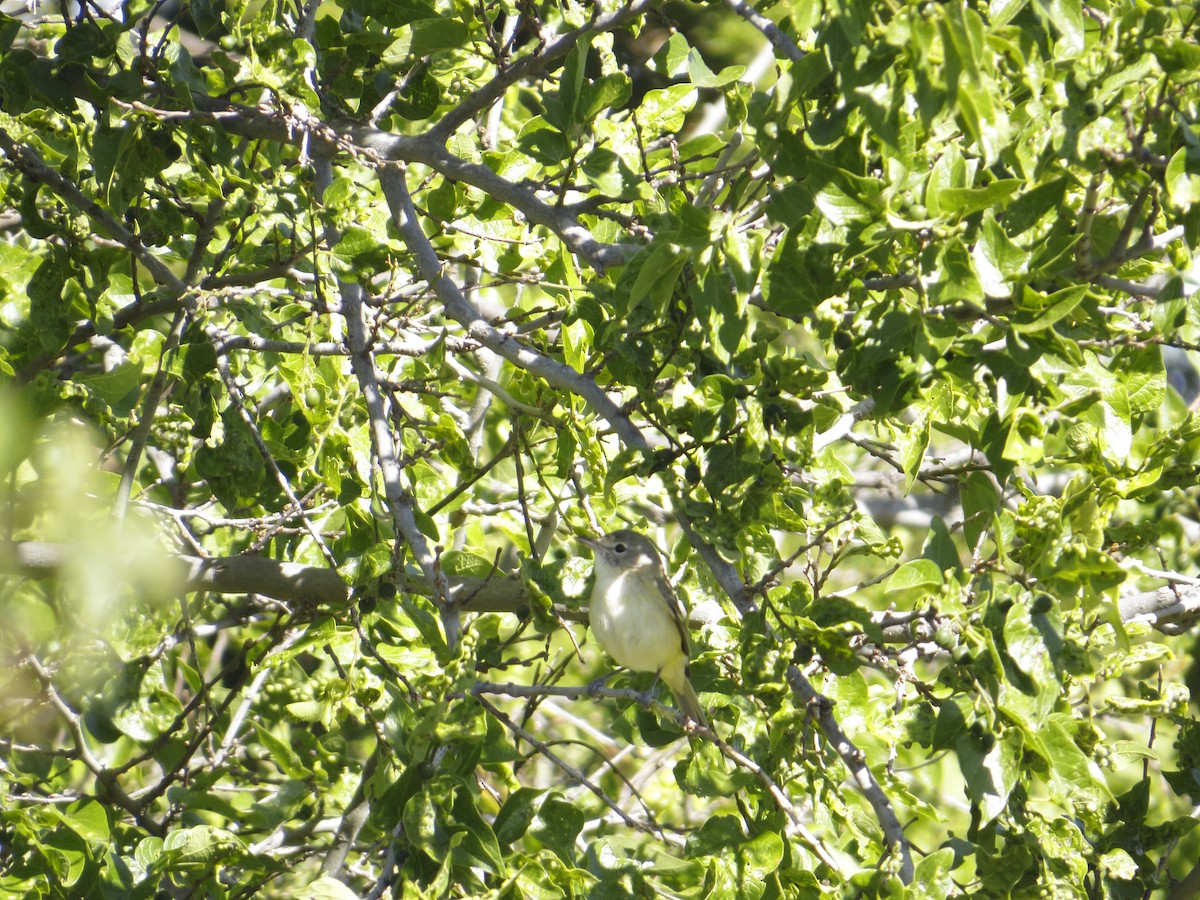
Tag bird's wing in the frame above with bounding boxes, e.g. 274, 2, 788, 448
651, 568, 691, 657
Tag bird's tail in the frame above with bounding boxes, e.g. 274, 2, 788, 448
663, 659, 708, 729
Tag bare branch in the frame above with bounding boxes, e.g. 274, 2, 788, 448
310, 154, 456, 642
1119, 583, 1200, 635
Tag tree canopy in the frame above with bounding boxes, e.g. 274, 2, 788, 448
2, 0, 1200, 896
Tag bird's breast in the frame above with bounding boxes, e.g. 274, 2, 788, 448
590, 570, 681, 674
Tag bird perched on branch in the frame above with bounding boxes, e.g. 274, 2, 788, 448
579, 530, 707, 728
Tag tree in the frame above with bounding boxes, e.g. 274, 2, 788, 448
2, 0, 1199, 896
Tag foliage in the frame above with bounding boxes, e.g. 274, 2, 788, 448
2, 0, 1200, 896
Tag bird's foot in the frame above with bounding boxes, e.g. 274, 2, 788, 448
587, 671, 616, 698
636, 687, 660, 710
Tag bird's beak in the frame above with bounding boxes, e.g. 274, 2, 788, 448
577, 535, 603, 554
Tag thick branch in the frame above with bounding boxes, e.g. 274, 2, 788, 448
0, 541, 348, 608
1118, 583, 1200, 635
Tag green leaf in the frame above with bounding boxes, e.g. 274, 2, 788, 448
1043, 715, 1114, 802
762, 234, 840, 317
934, 180, 1022, 220
990, 0, 1031, 26
254, 724, 311, 778
332, 225, 383, 263
409, 18, 469, 55
27, 248, 73, 353
655, 32, 691, 77
974, 213, 1026, 296
394, 64, 441, 119
961, 471, 997, 551
440, 550, 500, 579
1010, 285, 1088, 333
913, 847, 957, 894
493, 787, 543, 847
638, 84, 696, 132
900, 410, 930, 493
1120, 347, 1166, 414
625, 242, 688, 315
1003, 178, 1070, 236
162, 825, 241, 865
687, 48, 744, 88
451, 781, 504, 871
61, 799, 110, 844
1165, 147, 1200, 211
1001, 409, 1045, 465
1000, 596, 1060, 723
580, 147, 626, 196
933, 696, 972, 751
562, 317, 592, 373
1152, 37, 1200, 74
299, 877, 362, 900
79, 360, 143, 405
957, 726, 1021, 823
545, 33, 592, 132
580, 72, 632, 121
1043, 0, 1084, 56
676, 740, 754, 797
261, 616, 337, 668
884, 559, 944, 602
531, 794, 585, 862
922, 516, 961, 573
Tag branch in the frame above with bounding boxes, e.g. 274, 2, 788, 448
722, 0, 807, 63
0, 127, 189, 296
11, 540, 1200, 638
706, 727, 843, 873
311, 155, 456, 641
393, 136, 636, 270
472, 692, 656, 834
1118, 583, 1200, 635
814, 399, 876, 453
0, 541, 349, 608
176, 99, 634, 272
476, 679, 843, 871
211, 329, 481, 359
786, 666, 915, 883
427, 0, 659, 142
377, 165, 650, 453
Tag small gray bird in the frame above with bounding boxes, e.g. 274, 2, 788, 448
579, 530, 707, 727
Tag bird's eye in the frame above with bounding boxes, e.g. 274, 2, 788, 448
613, 542, 626, 553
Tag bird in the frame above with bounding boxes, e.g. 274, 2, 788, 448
579, 530, 707, 727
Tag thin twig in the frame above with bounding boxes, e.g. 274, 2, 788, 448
473, 692, 658, 835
